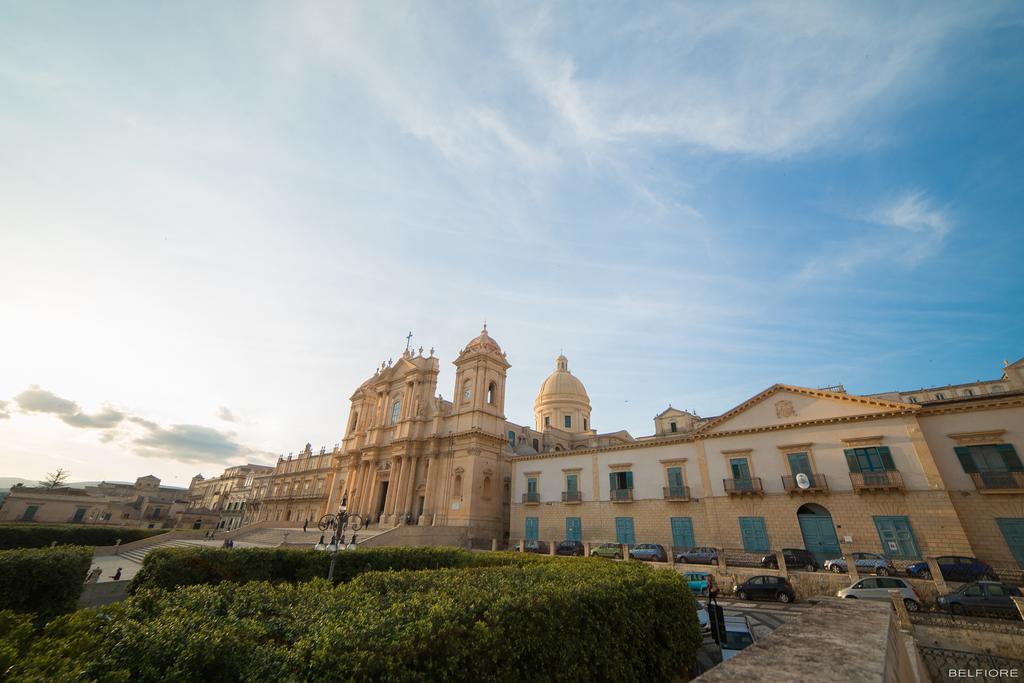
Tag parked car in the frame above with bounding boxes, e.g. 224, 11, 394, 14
590, 542, 624, 559
674, 547, 719, 565
630, 543, 668, 562
683, 571, 714, 596
721, 615, 756, 661
734, 575, 796, 603
511, 540, 549, 554
936, 582, 1023, 618
760, 548, 820, 572
905, 556, 998, 583
696, 603, 711, 634
824, 552, 896, 576
836, 576, 920, 611
555, 540, 585, 556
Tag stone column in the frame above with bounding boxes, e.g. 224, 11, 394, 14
925, 557, 949, 595
398, 455, 416, 522
420, 454, 439, 525
403, 455, 421, 522
384, 456, 404, 524
775, 550, 788, 578
356, 461, 373, 519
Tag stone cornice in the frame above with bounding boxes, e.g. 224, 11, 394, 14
917, 393, 1024, 416
947, 429, 1007, 445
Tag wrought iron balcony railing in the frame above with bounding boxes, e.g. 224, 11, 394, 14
850, 471, 905, 492
663, 485, 691, 500
522, 492, 540, 504
781, 473, 829, 493
610, 488, 633, 502
724, 477, 764, 495
561, 490, 582, 502
970, 471, 1024, 491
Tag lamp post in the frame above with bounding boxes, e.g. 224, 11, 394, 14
316, 500, 363, 581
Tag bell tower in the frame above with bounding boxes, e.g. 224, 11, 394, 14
451, 324, 510, 433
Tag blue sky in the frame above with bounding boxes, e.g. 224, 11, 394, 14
1, 2, 1022, 485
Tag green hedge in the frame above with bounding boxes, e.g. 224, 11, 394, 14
5, 560, 701, 681
0, 546, 92, 619
128, 546, 549, 593
0, 524, 168, 550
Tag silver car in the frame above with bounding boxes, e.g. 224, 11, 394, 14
836, 576, 920, 611
824, 552, 896, 576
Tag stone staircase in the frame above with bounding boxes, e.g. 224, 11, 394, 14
117, 539, 208, 565
235, 526, 388, 548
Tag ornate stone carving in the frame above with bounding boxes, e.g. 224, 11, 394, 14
775, 400, 796, 418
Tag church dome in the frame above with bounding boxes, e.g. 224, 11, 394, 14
534, 354, 592, 433
461, 324, 503, 355
537, 355, 590, 402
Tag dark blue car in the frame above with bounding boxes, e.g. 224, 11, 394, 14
905, 556, 998, 582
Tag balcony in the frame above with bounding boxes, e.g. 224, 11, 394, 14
561, 490, 582, 503
781, 474, 829, 494
970, 471, 1024, 493
610, 487, 633, 503
522, 492, 540, 504
724, 478, 764, 496
663, 485, 691, 501
850, 471, 905, 492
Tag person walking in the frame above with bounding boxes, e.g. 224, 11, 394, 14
303, 518, 308, 533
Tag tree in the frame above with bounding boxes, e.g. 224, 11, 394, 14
39, 468, 70, 489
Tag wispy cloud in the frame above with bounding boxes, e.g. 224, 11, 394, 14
14, 385, 126, 429
799, 190, 954, 279
7, 386, 272, 466
0, 400, 10, 420
216, 405, 238, 423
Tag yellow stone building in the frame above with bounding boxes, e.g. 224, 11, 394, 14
178, 328, 1023, 570
510, 355, 1024, 574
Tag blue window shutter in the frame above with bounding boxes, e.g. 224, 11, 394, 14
997, 444, 1023, 472
878, 447, 896, 471
844, 449, 861, 472
609, 473, 616, 491
954, 447, 978, 474
625, 471, 634, 489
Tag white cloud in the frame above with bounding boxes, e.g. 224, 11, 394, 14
799, 190, 954, 278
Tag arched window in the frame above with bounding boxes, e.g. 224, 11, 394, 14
670, 421, 677, 433
487, 382, 497, 405
507, 430, 516, 448
554, 445, 563, 452
483, 476, 492, 499
351, 412, 359, 432
583, 418, 588, 431
390, 400, 401, 424
532, 438, 539, 451
462, 379, 472, 402
453, 474, 463, 497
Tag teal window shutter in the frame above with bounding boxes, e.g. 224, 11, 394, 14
609, 472, 616, 491
997, 444, 1023, 472
878, 447, 896, 471
625, 471, 634, 489
844, 449, 861, 472
954, 446, 978, 474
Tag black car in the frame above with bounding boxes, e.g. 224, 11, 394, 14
734, 575, 797, 603
512, 540, 549, 554
761, 548, 820, 572
555, 540, 585, 556
937, 582, 1023, 618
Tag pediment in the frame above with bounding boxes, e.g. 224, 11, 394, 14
655, 406, 691, 419
697, 385, 916, 434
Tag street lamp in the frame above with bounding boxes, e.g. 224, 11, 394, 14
315, 501, 363, 581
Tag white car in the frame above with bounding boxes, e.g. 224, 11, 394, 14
836, 576, 920, 611
696, 603, 710, 633
721, 615, 756, 662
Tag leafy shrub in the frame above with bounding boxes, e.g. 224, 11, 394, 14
6, 560, 701, 682
0, 524, 168, 550
0, 546, 92, 619
128, 546, 551, 593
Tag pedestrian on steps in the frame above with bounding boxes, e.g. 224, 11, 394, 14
303, 518, 308, 533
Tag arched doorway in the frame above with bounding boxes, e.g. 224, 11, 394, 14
797, 503, 841, 563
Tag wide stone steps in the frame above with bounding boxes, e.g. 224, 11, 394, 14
118, 539, 206, 565
237, 526, 386, 547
